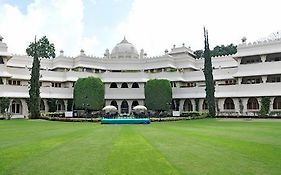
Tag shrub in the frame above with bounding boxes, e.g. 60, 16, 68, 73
0, 97, 9, 114
145, 79, 172, 111
259, 96, 270, 116
74, 77, 105, 111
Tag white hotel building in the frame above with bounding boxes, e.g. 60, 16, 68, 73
1, 35, 281, 118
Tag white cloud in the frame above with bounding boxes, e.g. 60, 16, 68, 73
116, 0, 281, 56
0, 0, 99, 56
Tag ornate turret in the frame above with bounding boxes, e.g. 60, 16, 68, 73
0, 35, 12, 64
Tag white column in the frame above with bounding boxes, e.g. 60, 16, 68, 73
238, 77, 242, 85
179, 99, 184, 112
128, 100, 132, 114
191, 99, 196, 112
233, 98, 240, 113
117, 100, 121, 114
43, 99, 49, 112
64, 100, 68, 111
217, 98, 224, 112
20, 99, 28, 118
242, 98, 248, 114
262, 76, 267, 83
270, 97, 275, 112
261, 55, 267, 62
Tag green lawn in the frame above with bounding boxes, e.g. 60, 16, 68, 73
0, 119, 280, 175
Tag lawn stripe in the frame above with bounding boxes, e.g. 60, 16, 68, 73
105, 125, 181, 175
0, 121, 95, 172
136, 120, 281, 175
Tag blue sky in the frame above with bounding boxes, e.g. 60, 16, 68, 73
0, 0, 281, 56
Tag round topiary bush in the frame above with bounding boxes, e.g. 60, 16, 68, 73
74, 77, 105, 111
145, 79, 172, 111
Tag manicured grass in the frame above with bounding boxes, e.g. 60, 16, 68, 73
0, 119, 281, 175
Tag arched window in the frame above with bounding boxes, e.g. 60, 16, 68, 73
11, 99, 22, 114
273, 97, 281, 109
131, 100, 139, 109
110, 100, 118, 109
110, 82, 118, 88
224, 98, 235, 110
132, 82, 139, 88
121, 100, 129, 113
247, 97, 259, 110
121, 82, 128, 88
202, 99, 208, 110
56, 100, 65, 112
183, 99, 193, 111
40, 99, 45, 111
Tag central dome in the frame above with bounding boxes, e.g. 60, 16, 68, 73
111, 37, 139, 59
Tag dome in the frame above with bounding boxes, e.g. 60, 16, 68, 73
111, 37, 139, 59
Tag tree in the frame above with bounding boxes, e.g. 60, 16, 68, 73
194, 50, 204, 59
26, 36, 55, 118
145, 79, 172, 111
194, 44, 237, 59
211, 44, 237, 57
203, 28, 216, 117
74, 77, 105, 111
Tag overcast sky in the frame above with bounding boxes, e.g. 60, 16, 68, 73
0, 0, 280, 57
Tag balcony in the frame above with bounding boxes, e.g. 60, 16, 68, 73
0, 85, 73, 99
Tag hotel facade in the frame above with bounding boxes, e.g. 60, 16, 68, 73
1, 35, 281, 118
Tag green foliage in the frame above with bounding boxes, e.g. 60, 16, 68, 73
195, 99, 199, 111
211, 44, 237, 57
203, 28, 216, 117
259, 97, 270, 116
0, 97, 10, 113
1, 120, 281, 174
26, 36, 56, 59
26, 36, 55, 119
47, 98, 57, 112
67, 99, 73, 111
145, 79, 172, 111
194, 44, 237, 59
74, 77, 105, 111
194, 50, 204, 59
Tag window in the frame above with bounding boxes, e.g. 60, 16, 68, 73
56, 100, 65, 111
241, 55, 262, 64
132, 82, 139, 88
11, 100, 22, 114
273, 97, 281, 109
8, 80, 21, 86
183, 99, 193, 111
224, 98, 235, 110
110, 82, 118, 88
52, 82, 62, 88
121, 100, 129, 113
110, 100, 118, 109
267, 75, 281, 83
170, 81, 177, 87
202, 100, 208, 110
0, 57, 4, 64
242, 77, 262, 84
131, 101, 139, 109
247, 97, 259, 110
121, 82, 128, 88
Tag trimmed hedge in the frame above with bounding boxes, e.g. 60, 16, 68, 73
145, 79, 172, 111
74, 77, 105, 111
